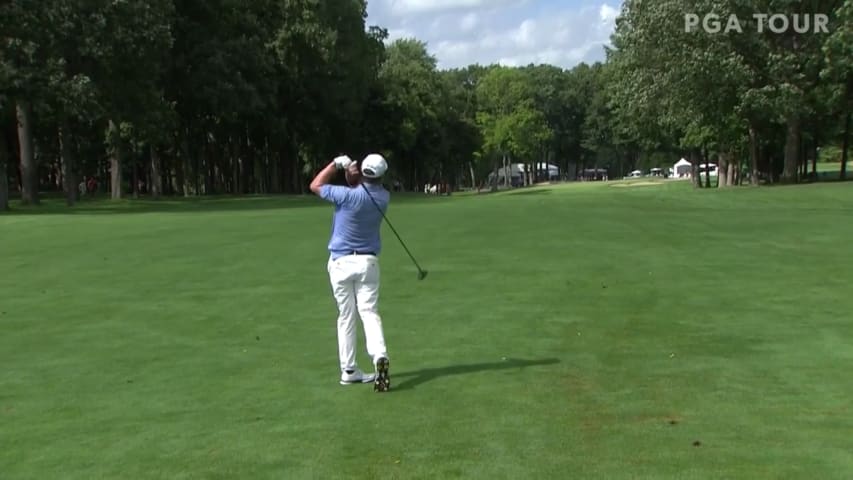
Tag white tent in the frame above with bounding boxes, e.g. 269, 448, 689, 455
673, 158, 692, 178
489, 163, 560, 185
699, 163, 718, 177
522, 163, 560, 180
488, 164, 523, 183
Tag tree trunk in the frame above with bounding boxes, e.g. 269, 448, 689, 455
490, 157, 499, 192
504, 155, 512, 188
841, 110, 850, 181
0, 131, 8, 211
243, 134, 252, 195
234, 157, 241, 195
735, 154, 742, 185
270, 148, 280, 193
202, 139, 212, 195
59, 120, 77, 206
177, 148, 188, 197
0, 162, 7, 212
16, 101, 38, 205
245, 144, 254, 194
768, 156, 775, 185
258, 141, 265, 193
812, 136, 819, 179
108, 119, 122, 199
469, 163, 476, 190
726, 151, 735, 187
690, 150, 700, 188
258, 138, 268, 194
781, 115, 801, 183
231, 137, 241, 195
150, 145, 162, 199
749, 124, 759, 186
291, 147, 301, 194
132, 156, 139, 199
703, 148, 711, 188
718, 151, 729, 188
193, 144, 201, 195
110, 155, 122, 199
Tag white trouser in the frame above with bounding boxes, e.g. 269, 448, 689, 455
327, 253, 388, 372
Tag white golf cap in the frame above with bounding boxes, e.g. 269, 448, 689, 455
361, 153, 387, 178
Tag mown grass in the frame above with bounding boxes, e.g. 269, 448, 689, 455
2, 180, 851, 479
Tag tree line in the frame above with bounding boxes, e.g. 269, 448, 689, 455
605, 0, 851, 188
1, 0, 850, 210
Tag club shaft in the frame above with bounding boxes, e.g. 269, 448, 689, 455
361, 184, 424, 272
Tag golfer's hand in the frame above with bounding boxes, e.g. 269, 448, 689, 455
345, 162, 362, 186
333, 155, 353, 170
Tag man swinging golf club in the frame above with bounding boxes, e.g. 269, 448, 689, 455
310, 153, 391, 392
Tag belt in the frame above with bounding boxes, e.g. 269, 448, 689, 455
350, 251, 376, 256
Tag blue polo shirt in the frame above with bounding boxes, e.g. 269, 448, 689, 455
320, 183, 390, 260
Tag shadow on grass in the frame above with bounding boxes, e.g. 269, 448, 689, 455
507, 188, 552, 196
1, 191, 450, 215
390, 357, 560, 392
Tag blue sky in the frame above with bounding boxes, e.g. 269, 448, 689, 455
365, 0, 624, 69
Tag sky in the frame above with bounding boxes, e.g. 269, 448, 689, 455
365, 0, 624, 70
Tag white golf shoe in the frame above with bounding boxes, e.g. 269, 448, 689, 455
340, 368, 375, 385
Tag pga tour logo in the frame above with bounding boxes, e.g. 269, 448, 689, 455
685, 13, 829, 34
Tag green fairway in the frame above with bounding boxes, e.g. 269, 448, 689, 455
816, 161, 852, 175
2, 181, 852, 479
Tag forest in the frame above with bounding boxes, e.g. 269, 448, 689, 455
1, 0, 850, 209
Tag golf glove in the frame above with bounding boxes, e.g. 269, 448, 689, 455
333, 155, 353, 170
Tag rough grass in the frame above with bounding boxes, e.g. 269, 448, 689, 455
2, 181, 852, 479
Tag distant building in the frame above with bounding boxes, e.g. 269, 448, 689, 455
673, 158, 692, 178
488, 163, 561, 186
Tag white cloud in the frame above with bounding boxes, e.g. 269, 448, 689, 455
459, 12, 480, 32
434, 40, 476, 66
512, 19, 538, 48
600, 4, 619, 22
388, 0, 524, 16
386, 27, 417, 42
369, 1, 623, 69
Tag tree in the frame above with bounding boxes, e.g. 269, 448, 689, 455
581, 62, 622, 177
476, 66, 539, 188
373, 38, 442, 189
0, 113, 9, 211
822, 0, 853, 180
604, 0, 845, 187
93, 0, 175, 199
0, 0, 62, 205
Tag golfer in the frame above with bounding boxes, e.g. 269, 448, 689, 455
310, 153, 392, 391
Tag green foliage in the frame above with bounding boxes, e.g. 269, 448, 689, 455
475, 66, 553, 167
818, 145, 843, 163
1, 0, 850, 203
603, 0, 849, 184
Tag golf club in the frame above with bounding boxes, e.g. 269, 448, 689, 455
361, 183, 428, 280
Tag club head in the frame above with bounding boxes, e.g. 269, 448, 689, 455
417, 270, 428, 281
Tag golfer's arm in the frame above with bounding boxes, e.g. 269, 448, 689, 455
310, 161, 337, 195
